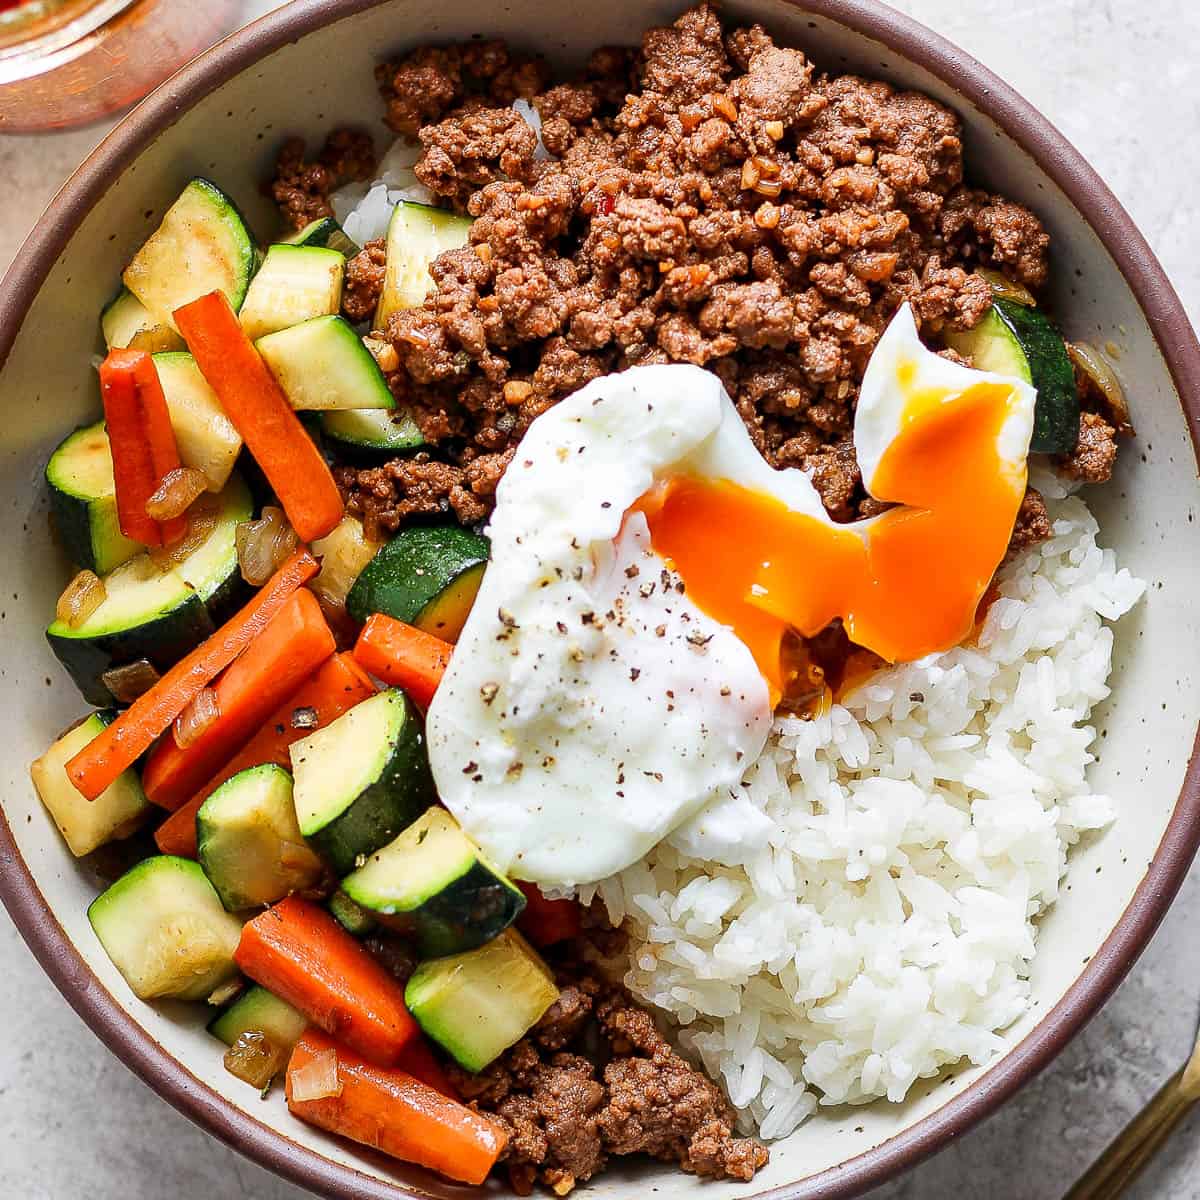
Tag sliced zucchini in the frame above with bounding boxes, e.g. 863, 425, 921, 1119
290, 687, 435, 876
196, 764, 324, 912
311, 516, 381, 612
329, 890, 377, 937
208, 984, 308, 1049
46, 422, 141, 575
945, 296, 1079, 453
343, 808, 525, 958
319, 406, 424, 453
123, 178, 257, 331
100, 288, 185, 353
256, 315, 393, 411
152, 352, 243, 491
30, 711, 151, 857
88, 856, 243, 1002
47, 475, 252, 706
405, 929, 558, 1072
282, 216, 361, 258
239, 244, 345, 341
347, 524, 488, 642
376, 201, 473, 328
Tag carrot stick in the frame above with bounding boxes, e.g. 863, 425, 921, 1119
286, 1030, 505, 1185
174, 291, 343, 542
142, 589, 335, 810
396, 1036, 458, 1101
516, 882, 583, 947
154, 651, 375, 856
236, 896, 418, 1067
131, 353, 187, 545
353, 614, 452, 709
99, 350, 161, 546
66, 549, 319, 800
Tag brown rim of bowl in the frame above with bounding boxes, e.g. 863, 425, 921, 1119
2, 1, 1199, 1197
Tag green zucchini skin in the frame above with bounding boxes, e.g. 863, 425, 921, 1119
328, 890, 377, 937
46, 475, 251, 706
291, 689, 436, 876
347, 524, 489, 627
318, 407, 425, 455
404, 929, 559, 1072
342, 809, 525, 958
283, 216, 361, 258
49, 595, 215, 708
947, 297, 1079, 454
208, 984, 308, 1049
45, 423, 141, 575
993, 299, 1079, 453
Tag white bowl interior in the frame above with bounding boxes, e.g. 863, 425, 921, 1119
1, 1, 1198, 1196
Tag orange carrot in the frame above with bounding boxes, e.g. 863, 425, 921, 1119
99, 350, 162, 546
236, 897, 418, 1067
154, 651, 376, 857
353, 614, 452, 709
142, 589, 335, 810
174, 291, 343, 542
396, 1036, 458, 1101
131, 352, 188, 544
66, 550, 319, 801
517, 882, 583, 947
286, 1030, 505, 1185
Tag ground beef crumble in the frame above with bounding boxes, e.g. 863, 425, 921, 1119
447, 965, 768, 1195
270, 128, 377, 231
273, 5, 1109, 547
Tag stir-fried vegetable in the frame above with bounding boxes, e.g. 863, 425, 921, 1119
174, 290, 343, 542
141, 587, 335, 810
352, 613, 453, 709
234, 896, 419, 1067
285, 1030, 507, 1185
153, 652, 375, 858
99, 349, 187, 546
65, 549, 319, 801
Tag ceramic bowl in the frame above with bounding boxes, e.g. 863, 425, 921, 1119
2, 1, 1199, 1197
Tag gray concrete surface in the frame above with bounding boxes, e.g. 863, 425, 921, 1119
2, 1, 1200, 1197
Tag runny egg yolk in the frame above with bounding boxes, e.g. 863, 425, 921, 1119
639, 379, 1026, 703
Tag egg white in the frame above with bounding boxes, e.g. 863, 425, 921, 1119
427, 307, 1037, 887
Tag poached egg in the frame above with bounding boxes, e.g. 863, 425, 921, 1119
426, 304, 1036, 886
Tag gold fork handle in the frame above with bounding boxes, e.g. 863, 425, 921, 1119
1064, 1066, 1199, 1200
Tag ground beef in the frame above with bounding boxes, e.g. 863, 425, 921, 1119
447, 969, 767, 1194
1008, 486, 1052, 556
321, 4, 1066, 534
341, 237, 387, 322
1059, 410, 1119, 483
376, 41, 549, 137
334, 451, 512, 536
269, 128, 376, 231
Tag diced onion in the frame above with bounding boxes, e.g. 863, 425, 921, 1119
56, 570, 106, 629
174, 686, 220, 749
311, 516, 380, 609
223, 1031, 289, 1090
207, 977, 244, 1007
236, 506, 299, 587
146, 467, 208, 522
977, 267, 1037, 307
149, 499, 217, 571
101, 658, 161, 703
1067, 341, 1135, 436
289, 1047, 342, 1101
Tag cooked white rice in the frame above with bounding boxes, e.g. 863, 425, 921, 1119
577, 487, 1144, 1139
